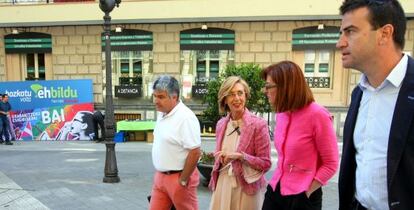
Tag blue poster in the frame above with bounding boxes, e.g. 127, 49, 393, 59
0, 79, 93, 111
0, 79, 95, 141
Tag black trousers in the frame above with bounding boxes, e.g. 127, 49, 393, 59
93, 111, 105, 141
352, 200, 367, 210
262, 183, 322, 210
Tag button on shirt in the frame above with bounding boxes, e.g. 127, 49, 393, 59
152, 101, 201, 172
354, 54, 408, 210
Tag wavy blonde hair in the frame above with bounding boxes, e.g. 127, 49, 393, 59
217, 76, 251, 114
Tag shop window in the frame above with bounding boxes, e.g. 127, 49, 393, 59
303, 50, 332, 88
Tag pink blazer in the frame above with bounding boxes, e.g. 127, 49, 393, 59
269, 102, 339, 195
208, 109, 271, 195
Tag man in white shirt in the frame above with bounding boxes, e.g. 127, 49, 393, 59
149, 75, 201, 210
337, 0, 414, 210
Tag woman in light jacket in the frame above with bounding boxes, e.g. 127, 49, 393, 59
209, 76, 271, 210
261, 61, 339, 210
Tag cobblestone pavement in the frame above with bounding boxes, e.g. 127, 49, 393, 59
0, 140, 340, 210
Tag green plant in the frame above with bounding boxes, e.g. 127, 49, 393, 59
202, 63, 271, 125
199, 150, 215, 165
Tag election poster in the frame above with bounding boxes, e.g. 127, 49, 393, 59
0, 79, 95, 140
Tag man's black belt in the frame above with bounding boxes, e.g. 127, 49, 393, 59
160, 170, 182, 175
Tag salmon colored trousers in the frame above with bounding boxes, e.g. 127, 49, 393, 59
149, 170, 199, 210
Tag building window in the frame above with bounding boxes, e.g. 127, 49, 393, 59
101, 29, 153, 99
304, 50, 332, 88
184, 50, 234, 82
4, 32, 52, 81
23, 53, 46, 80
109, 51, 153, 97
180, 50, 234, 99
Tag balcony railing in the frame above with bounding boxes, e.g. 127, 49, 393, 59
0, 0, 94, 5
0, 0, 156, 5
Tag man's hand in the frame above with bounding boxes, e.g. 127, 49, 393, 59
179, 148, 201, 187
178, 178, 187, 187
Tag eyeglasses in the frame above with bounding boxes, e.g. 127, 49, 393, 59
226, 91, 245, 98
263, 83, 277, 91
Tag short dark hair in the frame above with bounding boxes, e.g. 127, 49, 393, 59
339, 0, 406, 49
261, 61, 314, 113
73, 111, 95, 137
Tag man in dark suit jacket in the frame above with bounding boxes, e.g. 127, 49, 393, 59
336, 0, 413, 209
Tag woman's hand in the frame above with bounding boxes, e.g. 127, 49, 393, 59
215, 151, 243, 165
214, 151, 226, 164
306, 180, 322, 198
222, 152, 243, 165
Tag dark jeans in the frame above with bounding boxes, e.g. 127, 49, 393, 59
262, 183, 322, 210
0, 117, 10, 142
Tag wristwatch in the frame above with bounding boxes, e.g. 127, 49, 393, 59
180, 180, 187, 187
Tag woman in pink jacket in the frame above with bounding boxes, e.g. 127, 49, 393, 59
209, 76, 271, 210
261, 61, 339, 210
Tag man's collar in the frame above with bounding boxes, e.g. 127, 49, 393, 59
162, 100, 182, 118
359, 54, 408, 90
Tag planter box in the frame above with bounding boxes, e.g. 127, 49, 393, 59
197, 162, 213, 186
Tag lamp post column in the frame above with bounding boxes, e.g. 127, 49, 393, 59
100, 0, 121, 183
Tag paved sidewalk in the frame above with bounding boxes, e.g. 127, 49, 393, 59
0, 172, 49, 210
0, 140, 339, 210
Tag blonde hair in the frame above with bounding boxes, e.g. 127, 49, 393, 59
217, 76, 251, 114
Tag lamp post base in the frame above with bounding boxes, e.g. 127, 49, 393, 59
103, 141, 120, 183
103, 176, 120, 183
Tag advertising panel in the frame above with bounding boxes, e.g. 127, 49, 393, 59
0, 80, 94, 140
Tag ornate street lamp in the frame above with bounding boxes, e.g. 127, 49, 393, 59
100, 0, 121, 183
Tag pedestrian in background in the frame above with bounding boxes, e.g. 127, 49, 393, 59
149, 75, 201, 210
0, 94, 13, 145
261, 61, 338, 210
337, 0, 414, 209
208, 76, 271, 210
93, 110, 105, 142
